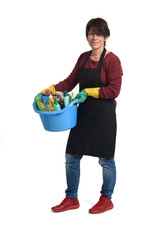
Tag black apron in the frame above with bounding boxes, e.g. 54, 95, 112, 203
66, 48, 117, 158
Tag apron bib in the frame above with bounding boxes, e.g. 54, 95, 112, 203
66, 48, 117, 158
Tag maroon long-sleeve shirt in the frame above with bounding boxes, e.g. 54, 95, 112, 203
54, 51, 123, 105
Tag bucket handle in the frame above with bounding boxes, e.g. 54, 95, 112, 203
64, 98, 79, 110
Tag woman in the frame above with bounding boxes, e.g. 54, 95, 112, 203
42, 18, 123, 214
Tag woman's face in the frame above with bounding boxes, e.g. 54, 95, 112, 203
87, 28, 107, 50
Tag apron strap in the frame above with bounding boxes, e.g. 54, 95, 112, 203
97, 48, 106, 72
81, 51, 92, 69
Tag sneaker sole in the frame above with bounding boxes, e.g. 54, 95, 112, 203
51, 204, 80, 213
89, 205, 114, 214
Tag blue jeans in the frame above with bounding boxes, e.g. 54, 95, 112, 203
65, 153, 116, 199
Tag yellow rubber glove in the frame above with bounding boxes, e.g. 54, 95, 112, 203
84, 87, 100, 98
41, 85, 55, 95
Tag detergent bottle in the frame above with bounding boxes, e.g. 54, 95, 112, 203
63, 91, 70, 107
41, 96, 54, 111
45, 93, 54, 110
48, 96, 54, 110
56, 94, 61, 104
54, 98, 61, 111
34, 93, 46, 111
60, 96, 65, 109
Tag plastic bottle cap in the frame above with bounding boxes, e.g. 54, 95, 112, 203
63, 91, 68, 96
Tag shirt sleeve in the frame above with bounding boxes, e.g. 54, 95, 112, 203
54, 56, 81, 92
99, 56, 123, 99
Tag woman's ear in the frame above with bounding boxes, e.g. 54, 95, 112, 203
105, 36, 108, 41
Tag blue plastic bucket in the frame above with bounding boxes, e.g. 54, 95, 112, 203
33, 98, 78, 132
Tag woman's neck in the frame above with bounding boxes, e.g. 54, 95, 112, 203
90, 47, 104, 60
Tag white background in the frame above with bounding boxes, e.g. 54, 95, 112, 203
0, 0, 160, 239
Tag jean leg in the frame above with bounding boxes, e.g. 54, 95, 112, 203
99, 157, 116, 199
65, 153, 83, 198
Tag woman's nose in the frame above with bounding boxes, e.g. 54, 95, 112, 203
93, 34, 98, 39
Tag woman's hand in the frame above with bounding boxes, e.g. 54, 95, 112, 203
85, 87, 100, 98
41, 85, 55, 95
75, 89, 88, 103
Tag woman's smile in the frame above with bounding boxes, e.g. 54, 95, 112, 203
87, 29, 107, 51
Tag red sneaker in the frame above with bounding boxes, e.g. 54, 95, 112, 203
89, 195, 114, 214
51, 197, 80, 213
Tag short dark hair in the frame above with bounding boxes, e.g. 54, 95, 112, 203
86, 18, 110, 45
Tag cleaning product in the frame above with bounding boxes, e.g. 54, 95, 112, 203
42, 96, 54, 111
54, 98, 61, 111
34, 93, 46, 111
60, 95, 65, 109
45, 89, 52, 95
55, 91, 63, 98
48, 96, 54, 110
45, 94, 54, 110
56, 94, 61, 104
63, 91, 70, 107
69, 92, 75, 102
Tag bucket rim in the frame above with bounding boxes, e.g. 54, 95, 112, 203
33, 98, 78, 115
